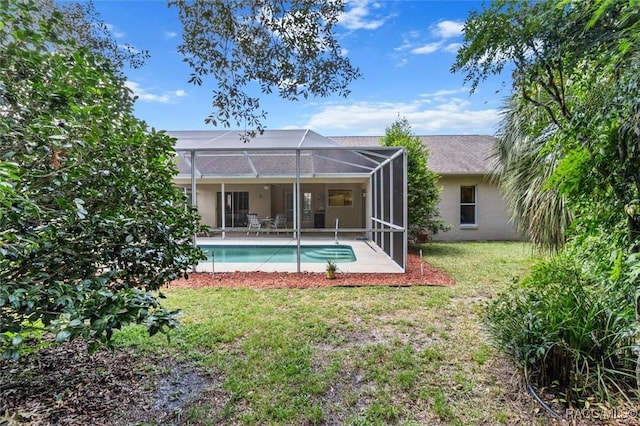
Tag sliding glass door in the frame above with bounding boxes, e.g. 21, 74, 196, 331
216, 191, 249, 227
286, 192, 312, 227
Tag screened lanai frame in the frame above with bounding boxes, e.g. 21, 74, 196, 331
170, 129, 407, 272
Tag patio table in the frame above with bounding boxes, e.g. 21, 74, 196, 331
260, 218, 275, 232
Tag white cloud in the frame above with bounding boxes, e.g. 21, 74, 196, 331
395, 21, 464, 57
339, 0, 387, 30
431, 20, 464, 39
395, 19, 465, 58
394, 57, 408, 68
443, 42, 462, 54
411, 42, 442, 55
394, 31, 420, 53
164, 31, 178, 39
125, 81, 188, 104
394, 42, 413, 52
297, 97, 498, 135
419, 89, 468, 102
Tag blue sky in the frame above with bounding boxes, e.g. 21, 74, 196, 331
93, 0, 511, 136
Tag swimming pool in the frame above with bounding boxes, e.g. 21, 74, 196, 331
199, 245, 356, 263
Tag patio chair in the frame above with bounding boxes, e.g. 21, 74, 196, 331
269, 213, 286, 234
246, 213, 262, 235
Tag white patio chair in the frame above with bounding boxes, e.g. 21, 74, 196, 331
269, 213, 286, 234
246, 213, 262, 235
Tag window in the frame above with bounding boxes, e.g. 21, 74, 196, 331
178, 187, 194, 210
182, 187, 193, 204
328, 189, 353, 207
302, 192, 312, 223
460, 186, 477, 225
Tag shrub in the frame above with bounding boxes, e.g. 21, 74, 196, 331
0, 0, 204, 359
380, 117, 448, 240
484, 253, 637, 404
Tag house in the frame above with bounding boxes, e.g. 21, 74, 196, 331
169, 129, 409, 271
169, 130, 521, 273
330, 135, 521, 241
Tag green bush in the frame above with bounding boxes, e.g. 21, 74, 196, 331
484, 253, 637, 404
0, 0, 204, 359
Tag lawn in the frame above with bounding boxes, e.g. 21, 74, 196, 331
1, 242, 544, 425
111, 241, 540, 425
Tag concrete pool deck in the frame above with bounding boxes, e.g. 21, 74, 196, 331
193, 236, 404, 274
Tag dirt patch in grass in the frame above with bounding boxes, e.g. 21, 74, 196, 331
0, 339, 217, 426
169, 251, 454, 289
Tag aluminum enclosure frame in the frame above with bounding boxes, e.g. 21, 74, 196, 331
171, 130, 407, 272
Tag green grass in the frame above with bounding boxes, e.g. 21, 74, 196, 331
114, 241, 538, 424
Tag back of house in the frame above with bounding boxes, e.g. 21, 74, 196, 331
331, 135, 522, 242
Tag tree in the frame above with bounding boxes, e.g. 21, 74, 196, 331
380, 117, 447, 241
170, 0, 361, 135
452, 0, 640, 400
46, 0, 150, 70
0, 0, 204, 358
492, 93, 572, 252
452, 0, 640, 251
30, 0, 150, 71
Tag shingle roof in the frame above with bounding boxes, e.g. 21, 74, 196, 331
329, 135, 497, 175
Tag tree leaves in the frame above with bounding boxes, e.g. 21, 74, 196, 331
170, 0, 361, 132
455, 0, 640, 249
380, 117, 448, 239
0, 0, 204, 358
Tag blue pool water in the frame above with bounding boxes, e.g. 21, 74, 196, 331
199, 245, 356, 263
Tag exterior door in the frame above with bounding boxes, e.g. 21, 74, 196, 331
216, 191, 249, 227
286, 192, 312, 227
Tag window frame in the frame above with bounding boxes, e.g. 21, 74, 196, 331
460, 185, 478, 227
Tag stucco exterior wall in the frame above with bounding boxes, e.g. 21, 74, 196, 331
177, 183, 273, 228
177, 174, 518, 241
324, 183, 365, 229
432, 175, 522, 241
176, 181, 366, 229
194, 184, 217, 227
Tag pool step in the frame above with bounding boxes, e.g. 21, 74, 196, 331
303, 247, 355, 260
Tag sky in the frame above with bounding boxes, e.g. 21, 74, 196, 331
93, 0, 512, 136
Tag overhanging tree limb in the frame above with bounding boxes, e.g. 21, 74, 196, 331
170, 0, 361, 134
